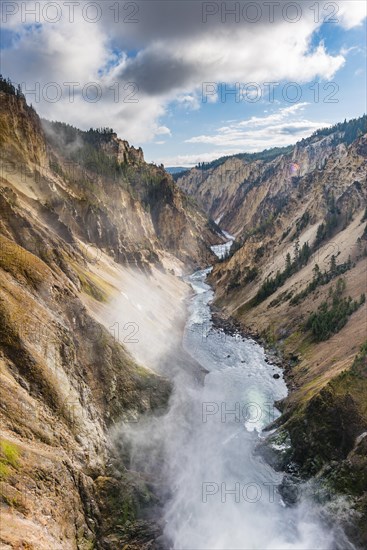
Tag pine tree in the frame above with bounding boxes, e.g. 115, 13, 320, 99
330, 255, 337, 273
293, 238, 300, 263
285, 252, 292, 274
299, 242, 311, 266
313, 263, 321, 281
315, 223, 325, 247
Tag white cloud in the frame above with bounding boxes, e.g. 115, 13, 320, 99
175, 94, 201, 110
182, 104, 331, 157
338, 1, 367, 29
1, 0, 365, 145
156, 126, 172, 136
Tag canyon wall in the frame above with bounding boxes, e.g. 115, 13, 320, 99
0, 86, 218, 549
178, 119, 367, 547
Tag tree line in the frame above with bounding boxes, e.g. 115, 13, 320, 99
305, 278, 365, 342
251, 238, 311, 306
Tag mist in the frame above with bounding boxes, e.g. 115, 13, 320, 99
108, 266, 354, 549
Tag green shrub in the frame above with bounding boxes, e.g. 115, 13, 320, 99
0, 440, 20, 467
0, 462, 10, 479
305, 279, 364, 341
290, 255, 353, 306
251, 239, 311, 306
0, 439, 20, 478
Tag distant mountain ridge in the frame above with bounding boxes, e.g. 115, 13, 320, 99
165, 166, 190, 174
176, 114, 367, 234
179, 116, 366, 176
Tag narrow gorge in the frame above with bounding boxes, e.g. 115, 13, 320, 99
0, 79, 366, 550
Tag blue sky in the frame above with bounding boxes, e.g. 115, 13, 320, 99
147, 18, 366, 165
1, 1, 366, 166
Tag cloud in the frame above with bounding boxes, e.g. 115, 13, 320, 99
116, 28, 345, 98
117, 47, 203, 96
174, 103, 331, 161
175, 94, 201, 110
338, 1, 367, 29
156, 126, 172, 136
1, 1, 365, 145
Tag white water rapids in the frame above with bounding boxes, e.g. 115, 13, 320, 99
210, 230, 234, 260
120, 240, 354, 549
162, 268, 345, 549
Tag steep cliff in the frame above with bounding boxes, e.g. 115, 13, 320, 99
1, 88, 218, 273
0, 81, 218, 549
177, 119, 366, 238
179, 116, 367, 546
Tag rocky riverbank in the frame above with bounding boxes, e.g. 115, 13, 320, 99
210, 301, 367, 549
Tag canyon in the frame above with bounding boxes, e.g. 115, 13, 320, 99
177, 116, 367, 547
0, 78, 366, 549
0, 81, 219, 549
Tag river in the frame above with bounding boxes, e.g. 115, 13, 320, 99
161, 266, 345, 549
121, 241, 353, 549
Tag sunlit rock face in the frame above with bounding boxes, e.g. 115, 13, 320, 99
178, 122, 367, 549
1, 80, 365, 549
0, 88, 218, 271
177, 126, 365, 237
96, 131, 145, 165
0, 85, 219, 549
